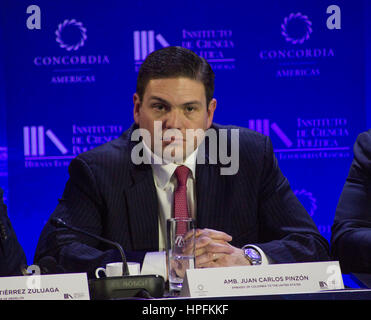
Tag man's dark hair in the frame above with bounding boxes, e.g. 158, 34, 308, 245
136, 46, 215, 106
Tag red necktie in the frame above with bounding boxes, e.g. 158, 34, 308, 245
173, 165, 190, 235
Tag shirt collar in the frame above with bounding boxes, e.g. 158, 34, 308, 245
142, 141, 197, 189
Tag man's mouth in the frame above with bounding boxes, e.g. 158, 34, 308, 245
162, 137, 185, 144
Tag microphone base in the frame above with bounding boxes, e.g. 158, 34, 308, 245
88, 274, 165, 299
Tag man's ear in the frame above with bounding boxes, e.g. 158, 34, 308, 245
133, 93, 141, 125
206, 98, 217, 129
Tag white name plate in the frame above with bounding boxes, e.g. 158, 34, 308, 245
0, 273, 90, 300
181, 261, 344, 298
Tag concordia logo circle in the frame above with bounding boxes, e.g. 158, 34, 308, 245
281, 12, 312, 45
294, 189, 317, 216
55, 19, 87, 51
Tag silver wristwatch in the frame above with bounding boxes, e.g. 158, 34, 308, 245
243, 246, 262, 265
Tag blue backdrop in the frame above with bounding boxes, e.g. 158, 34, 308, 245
0, 0, 368, 278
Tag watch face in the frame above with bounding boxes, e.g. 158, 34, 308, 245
246, 248, 261, 260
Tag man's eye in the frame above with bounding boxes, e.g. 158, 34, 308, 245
185, 105, 195, 112
153, 104, 165, 111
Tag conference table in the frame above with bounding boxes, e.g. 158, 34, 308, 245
110, 273, 371, 300
2, 272, 370, 319
87, 269, 371, 300
114, 276, 371, 319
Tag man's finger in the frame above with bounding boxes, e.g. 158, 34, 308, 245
195, 228, 232, 242
195, 241, 234, 257
196, 252, 226, 267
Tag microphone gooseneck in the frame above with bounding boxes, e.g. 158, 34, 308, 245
50, 217, 129, 276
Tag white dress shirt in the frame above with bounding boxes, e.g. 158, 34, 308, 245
139, 141, 269, 279
140, 142, 197, 279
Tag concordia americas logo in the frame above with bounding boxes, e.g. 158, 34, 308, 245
34, 18, 109, 84
259, 11, 335, 78
55, 19, 87, 51
294, 189, 317, 217
281, 12, 313, 44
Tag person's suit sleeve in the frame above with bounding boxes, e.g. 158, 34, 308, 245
249, 135, 330, 263
34, 156, 145, 278
0, 189, 27, 276
331, 130, 371, 273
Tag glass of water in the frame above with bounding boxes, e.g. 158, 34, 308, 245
166, 218, 196, 295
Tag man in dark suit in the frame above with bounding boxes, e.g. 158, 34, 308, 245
34, 47, 330, 278
0, 187, 27, 276
331, 130, 371, 273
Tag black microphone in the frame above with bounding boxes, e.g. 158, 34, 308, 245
50, 217, 129, 276
49, 217, 165, 299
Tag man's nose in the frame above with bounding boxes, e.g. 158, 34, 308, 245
164, 109, 183, 129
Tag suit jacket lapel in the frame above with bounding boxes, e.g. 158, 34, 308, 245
196, 150, 227, 230
196, 123, 235, 231
124, 132, 159, 251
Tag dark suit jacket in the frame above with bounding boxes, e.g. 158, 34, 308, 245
331, 129, 371, 273
34, 123, 330, 278
0, 187, 27, 276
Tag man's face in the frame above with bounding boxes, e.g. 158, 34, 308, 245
133, 77, 216, 162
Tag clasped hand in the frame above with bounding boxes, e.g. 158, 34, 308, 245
182, 228, 251, 268
192, 228, 251, 268
168, 228, 251, 280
